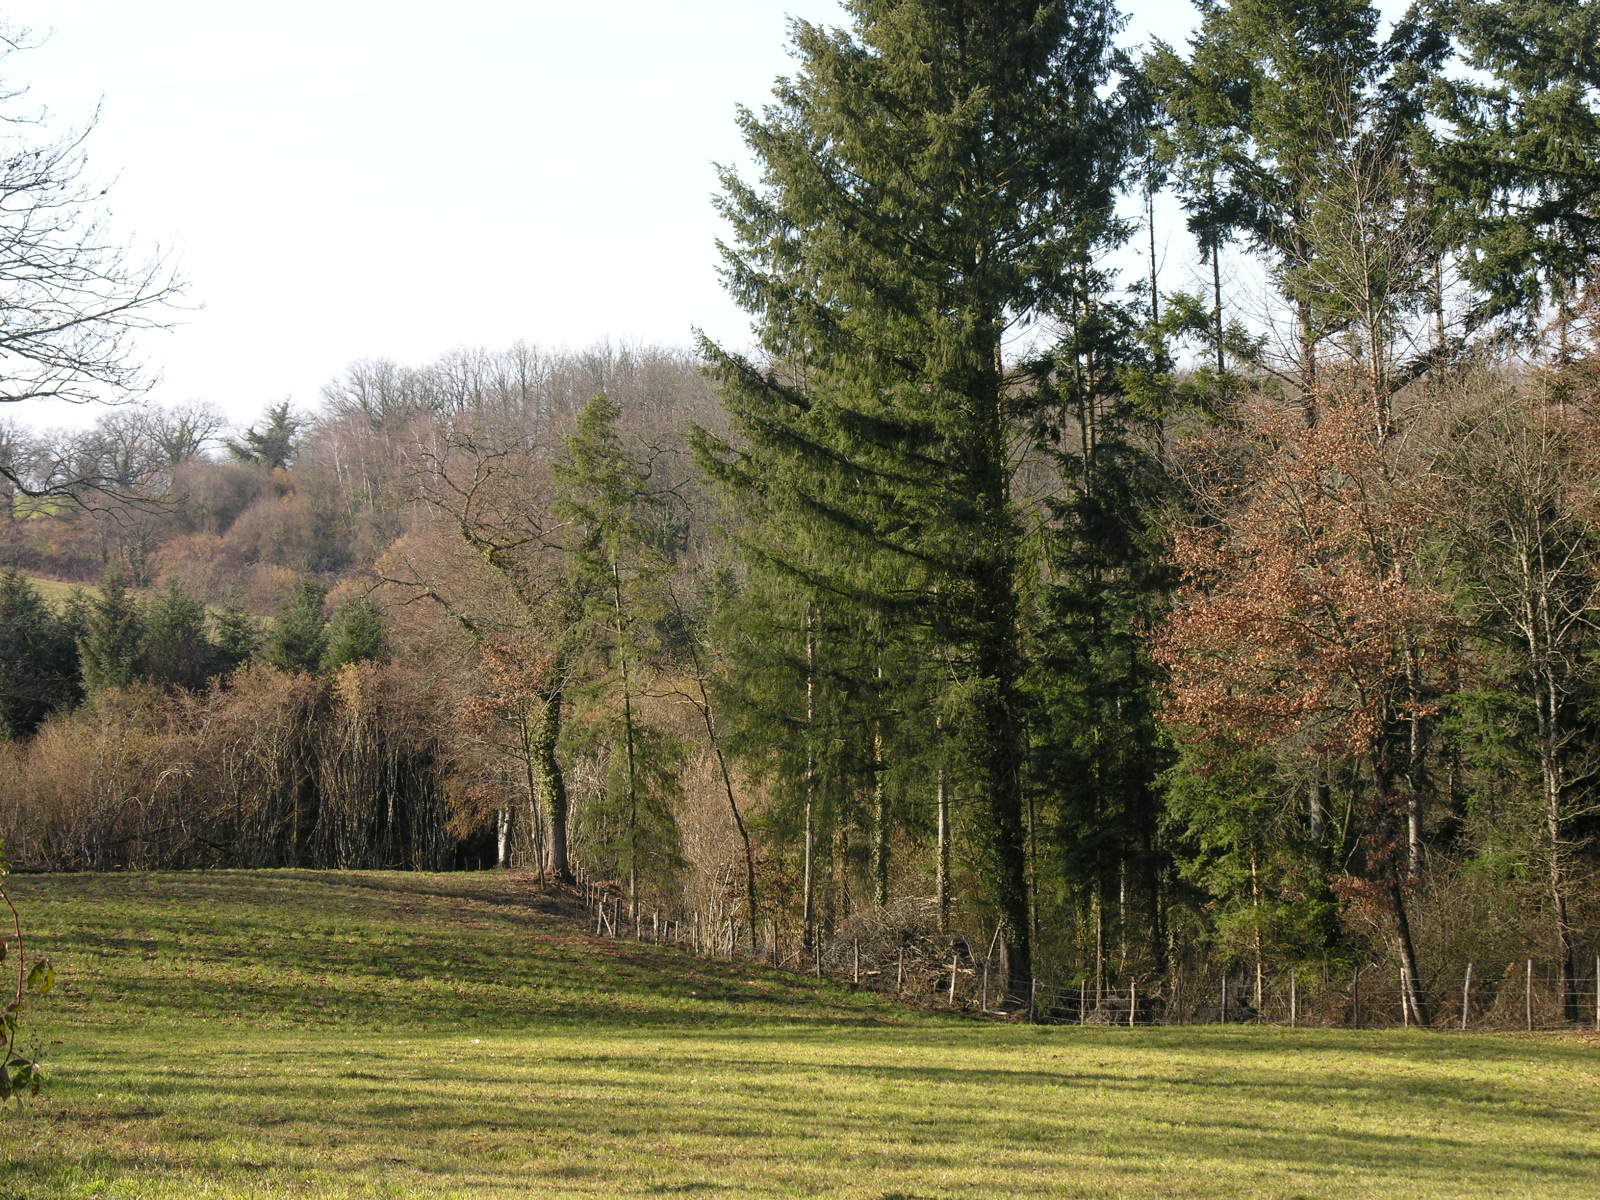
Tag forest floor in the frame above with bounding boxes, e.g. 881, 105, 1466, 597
1, 870, 1596, 1198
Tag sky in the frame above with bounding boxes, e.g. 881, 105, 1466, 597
0, 0, 1390, 431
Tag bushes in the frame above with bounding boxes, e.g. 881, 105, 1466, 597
0, 664, 455, 872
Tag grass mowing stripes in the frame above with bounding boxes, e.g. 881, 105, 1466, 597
1, 870, 1597, 1198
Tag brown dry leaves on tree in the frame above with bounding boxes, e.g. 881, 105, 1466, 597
1155, 387, 1453, 760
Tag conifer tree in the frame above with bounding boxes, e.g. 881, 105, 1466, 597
79, 572, 144, 696
1435, 0, 1600, 323
1023, 292, 1176, 996
141, 581, 215, 690
322, 597, 389, 672
266, 578, 329, 674
211, 605, 261, 674
700, 0, 1131, 995
554, 394, 682, 916
226, 401, 302, 471
0, 570, 79, 737
1146, 0, 1448, 420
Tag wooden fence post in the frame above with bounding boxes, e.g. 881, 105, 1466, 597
896, 945, 904, 992
1079, 979, 1087, 1026
1401, 963, 1409, 1027
980, 960, 989, 1014
1526, 958, 1534, 1031
1289, 974, 1297, 1028
1028, 977, 1037, 1024
1129, 980, 1136, 1028
853, 940, 861, 986
1351, 965, 1360, 1029
948, 953, 958, 1006
1461, 962, 1472, 1033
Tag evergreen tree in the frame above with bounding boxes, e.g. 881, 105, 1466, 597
1023, 293, 1176, 996
78, 572, 144, 696
226, 401, 302, 471
141, 581, 216, 690
699, 0, 1132, 996
1435, 0, 1600, 323
0, 570, 79, 737
322, 596, 389, 672
266, 578, 328, 674
554, 393, 682, 917
211, 604, 261, 675
1146, 0, 1448, 419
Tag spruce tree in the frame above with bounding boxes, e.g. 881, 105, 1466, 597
211, 605, 261, 674
0, 570, 79, 737
226, 401, 302, 471
78, 572, 144, 696
1023, 292, 1176, 997
141, 581, 216, 690
1145, 0, 1448, 419
322, 597, 389, 672
700, 0, 1131, 996
1434, 0, 1600, 322
266, 578, 329, 674
554, 393, 682, 917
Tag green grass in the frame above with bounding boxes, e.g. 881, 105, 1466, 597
18, 572, 94, 609
2, 871, 1597, 1198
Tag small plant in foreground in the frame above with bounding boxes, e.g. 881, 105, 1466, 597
0, 842, 52, 1104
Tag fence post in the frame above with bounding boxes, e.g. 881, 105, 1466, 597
1221, 977, 1228, 1024
896, 945, 904, 993
1461, 962, 1472, 1033
948, 953, 958, 1006
1028, 977, 1037, 1024
1129, 980, 1137, 1028
814, 942, 821, 978
853, 940, 861, 986
1079, 979, 1087, 1026
1526, 958, 1534, 1031
1290, 974, 1297, 1028
1351, 965, 1360, 1029
1401, 963, 1409, 1027
980, 960, 989, 1014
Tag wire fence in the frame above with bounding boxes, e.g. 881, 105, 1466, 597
575, 879, 1600, 1032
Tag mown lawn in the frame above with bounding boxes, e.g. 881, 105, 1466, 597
1, 870, 1596, 1198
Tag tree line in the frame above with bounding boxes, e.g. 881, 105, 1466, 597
2, 0, 1599, 1023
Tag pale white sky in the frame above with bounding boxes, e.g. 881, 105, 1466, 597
0, 0, 1391, 430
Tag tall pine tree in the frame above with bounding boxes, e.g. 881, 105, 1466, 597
699, 0, 1131, 997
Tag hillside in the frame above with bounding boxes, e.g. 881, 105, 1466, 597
1, 871, 1597, 1199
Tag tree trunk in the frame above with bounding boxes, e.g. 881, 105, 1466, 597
533, 671, 573, 884
1298, 295, 1318, 426
612, 561, 640, 920
936, 762, 950, 933
803, 616, 817, 951
1390, 880, 1430, 1026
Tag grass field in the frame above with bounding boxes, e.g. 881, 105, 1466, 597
1, 871, 1596, 1198
16, 572, 95, 609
